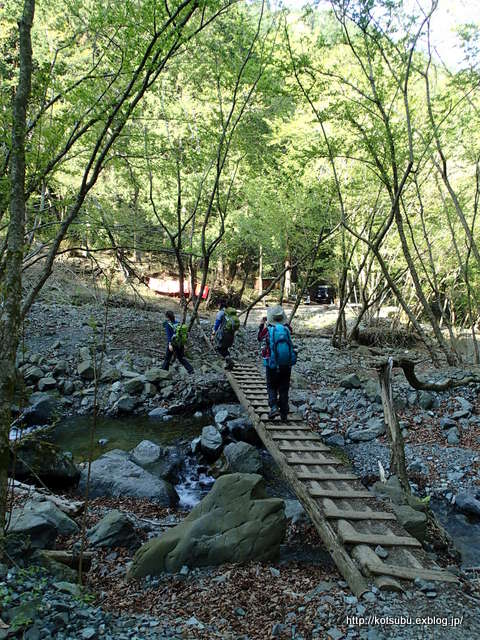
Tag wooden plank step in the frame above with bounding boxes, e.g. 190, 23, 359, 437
324, 507, 396, 521
338, 526, 421, 549
285, 455, 341, 465
322, 498, 395, 521
271, 434, 323, 442
261, 414, 303, 422
309, 488, 372, 498
279, 444, 330, 452
265, 425, 312, 432
367, 563, 458, 583
297, 472, 358, 481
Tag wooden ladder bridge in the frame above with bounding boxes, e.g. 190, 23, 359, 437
225, 362, 458, 597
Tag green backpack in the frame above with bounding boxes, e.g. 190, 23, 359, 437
224, 307, 240, 333
170, 322, 188, 348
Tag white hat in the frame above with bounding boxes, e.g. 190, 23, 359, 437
267, 305, 288, 326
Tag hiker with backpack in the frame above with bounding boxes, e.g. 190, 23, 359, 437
258, 305, 296, 421
161, 310, 194, 374
211, 302, 240, 369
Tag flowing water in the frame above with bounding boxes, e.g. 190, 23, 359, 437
430, 498, 480, 568
51, 413, 214, 508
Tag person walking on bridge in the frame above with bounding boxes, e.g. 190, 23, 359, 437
258, 305, 296, 422
162, 310, 194, 374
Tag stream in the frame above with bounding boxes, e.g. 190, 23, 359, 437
49, 414, 480, 568
51, 413, 215, 509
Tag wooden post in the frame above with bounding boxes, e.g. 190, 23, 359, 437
378, 357, 410, 494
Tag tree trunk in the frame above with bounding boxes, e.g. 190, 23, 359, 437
0, 0, 35, 544
378, 358, 410, 495
257, 244, 263, 295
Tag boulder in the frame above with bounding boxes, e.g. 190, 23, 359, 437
347, 418, 385, 442
77, 361, 94, 380
87, 510, 139, 549
372, 476, 405, 505
200, 425, 223, 461
455, 396, 473, 413
78, 450, 178, 506
454, 493, 480, 518
115, 395, 137, 414
145, 368, 171, 384
284, 499, 309, 525
392, 505, 427, 542
124, 377, 145, 394
440, 417, 457, 430
37, 377, 57, 391
212, 404, 245, 421
340, 374, 361, 389
148, 407, 170, 419
12, 436, 80, 488
130, 440, 162, 466
130, 441, 184, 484
24, 366, 45, 384
100, 367, 121, 383
21, 393, 59, 426
223, 442, 262, 474
446, 427, 460, 445
127, 474, 286, 578
8, 499, 78, 548
226, 416, 261, 446
363, 379, 381, 403
324, 434, 345, 448
213, 442, 262, 476
417, 391, 434, 410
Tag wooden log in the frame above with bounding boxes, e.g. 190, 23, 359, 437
41, 550, 93, 571
225, 370, 369, 598
378, 358, 410, 494
11, 480, 84, 516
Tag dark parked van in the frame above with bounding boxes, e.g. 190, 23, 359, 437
312, 284, 335, 304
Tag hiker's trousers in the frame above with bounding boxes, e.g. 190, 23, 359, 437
266, 365, 291, 418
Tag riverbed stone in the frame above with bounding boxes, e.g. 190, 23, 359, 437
127, 473, 286, 578
347, 418, 385, 442
124, 377, 146, 394
200, 425, 223, 461
87, 510, 139, 549
8, 499, 78, 548
454, 492, 480, 518
440, 417, 457, 430
213, 442, 262, 476
78, 450, 178, 506
24, 366, 45, 384
77, 361, 94, 380
446, 427, 460, 445
145, 368, 171, 383
21, 393, 60, 426
130, 441, 184, 484
392, 504, 427, 541
115, 395, 137, 414
417, 391, 434, 410
37, 377, 57, 391
226, 416, 261, 446
11, 436, 80, 488
340, 374, 361, 389
130, 440, 162, 466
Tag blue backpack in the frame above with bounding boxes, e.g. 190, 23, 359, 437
267, 325, 297, 369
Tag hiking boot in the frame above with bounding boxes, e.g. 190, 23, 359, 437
280, 414, 288, 423
268, 406, 280, 420
225, 358, 234, 371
